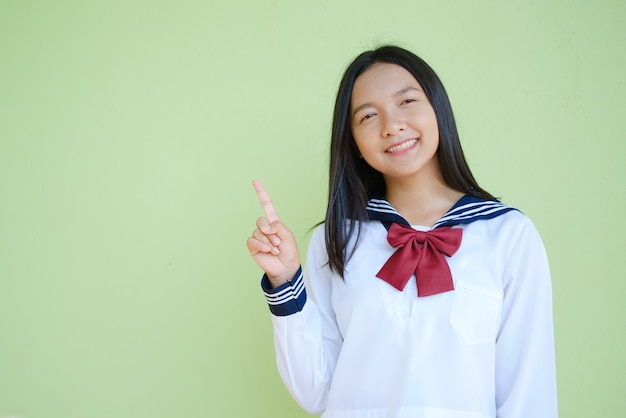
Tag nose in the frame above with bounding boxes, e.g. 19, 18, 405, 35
381, 111, 407, 137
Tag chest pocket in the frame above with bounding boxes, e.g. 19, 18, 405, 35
450, 282, 502, 345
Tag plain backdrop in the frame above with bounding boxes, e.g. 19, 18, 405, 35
1, 0, 624, 417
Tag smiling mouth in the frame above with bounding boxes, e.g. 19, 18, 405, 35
385, 139, 418, 153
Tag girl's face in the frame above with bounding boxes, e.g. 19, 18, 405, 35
350, 63, 440, 186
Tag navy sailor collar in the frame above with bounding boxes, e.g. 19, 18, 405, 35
366, 194, 518, 229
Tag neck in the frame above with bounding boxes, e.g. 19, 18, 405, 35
384, 167, 464, 227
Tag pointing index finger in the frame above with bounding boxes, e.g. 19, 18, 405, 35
252, 179, 280, 222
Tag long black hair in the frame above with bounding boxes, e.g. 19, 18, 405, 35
325, 45, 495, 277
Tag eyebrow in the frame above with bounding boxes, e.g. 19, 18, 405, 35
351, 86, 423, 119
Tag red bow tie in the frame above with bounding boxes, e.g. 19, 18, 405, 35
376, 223, 463, 297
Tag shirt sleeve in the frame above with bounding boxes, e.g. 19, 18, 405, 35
496, 216, 558, 418
261, 225, 342, 414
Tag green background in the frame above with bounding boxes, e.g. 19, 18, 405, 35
1, 0, 624, 417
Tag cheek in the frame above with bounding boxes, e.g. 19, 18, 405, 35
414, 107, 437, 123
352, 124, 378, 146
425, 110, 439, 130
351, 130, 367, 151
350, 132, 368, 158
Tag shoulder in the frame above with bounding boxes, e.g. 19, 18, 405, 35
435, 195, 518, 228
455, 202, 546, 254
309, 218, 375, 242
307, 219, 381, 263
485, 207, 540, 236
484, 206, 533, 229
479, 208, 548, 266
466, 205, 541, 242
309, 223, 326, 247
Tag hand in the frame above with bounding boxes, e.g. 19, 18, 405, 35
247, 180, 301, 288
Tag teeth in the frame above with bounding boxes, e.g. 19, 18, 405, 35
386, 139, 417, 153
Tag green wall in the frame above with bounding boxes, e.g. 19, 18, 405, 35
1, 0, 624, 417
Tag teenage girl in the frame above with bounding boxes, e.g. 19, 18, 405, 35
247, 45, 557, 418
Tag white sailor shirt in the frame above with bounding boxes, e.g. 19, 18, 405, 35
261, 196, 557, 418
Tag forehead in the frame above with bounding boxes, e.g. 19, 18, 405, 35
351, 63, 421, 104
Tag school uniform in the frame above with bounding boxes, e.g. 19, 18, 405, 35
261, 196, 557, 418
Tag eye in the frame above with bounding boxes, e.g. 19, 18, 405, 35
401, 98, 417, 105
359, 113, 376, 123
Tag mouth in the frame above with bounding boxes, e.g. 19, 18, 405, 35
385, 138, 418, 153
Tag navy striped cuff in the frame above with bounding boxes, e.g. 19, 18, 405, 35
261, 267, 307, 316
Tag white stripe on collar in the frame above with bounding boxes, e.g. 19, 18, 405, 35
367, 195, 518, 229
